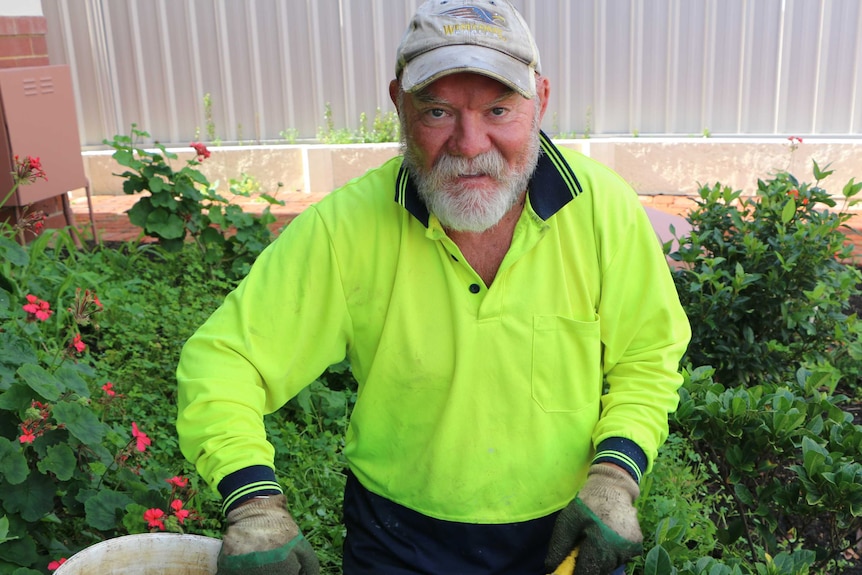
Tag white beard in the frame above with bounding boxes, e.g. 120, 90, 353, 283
401, 114, 541, 233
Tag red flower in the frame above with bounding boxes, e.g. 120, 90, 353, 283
102, 382, 116, 397
22, 294, 53, 321
170, 499, 191, 524
69, 334, 86, 354
143, 508, 165, 530
18, 425, 36, 444
131, 422, 151, 452
47, 557, 67, 571
190, 142, 211, 161
787, 136, 803, 144
166, 475, 189, 488
17, 210, 47, 235
13, 155, 48, 184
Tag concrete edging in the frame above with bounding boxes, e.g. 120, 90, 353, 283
80, 138, 862, 199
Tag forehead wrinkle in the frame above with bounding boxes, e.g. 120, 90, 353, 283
412, 83, 518, 107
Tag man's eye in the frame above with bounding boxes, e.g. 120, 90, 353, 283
427, 109, 446, 119
490, 107, 507, 116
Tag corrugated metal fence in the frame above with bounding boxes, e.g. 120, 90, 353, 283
43, 0, 862, 148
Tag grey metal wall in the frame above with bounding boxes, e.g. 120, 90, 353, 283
43, 0, 862, 148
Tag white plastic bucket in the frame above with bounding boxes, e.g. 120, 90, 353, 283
54, 533, 222, 575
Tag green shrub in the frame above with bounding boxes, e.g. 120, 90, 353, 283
652, 166, 862, 573
670, 165, 862, 388
104, 125, 283, 280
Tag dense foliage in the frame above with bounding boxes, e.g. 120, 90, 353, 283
0, 150, 860, 574
637, 165, 862, 574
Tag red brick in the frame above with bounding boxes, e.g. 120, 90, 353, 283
0, 36, 36, 58
0, 16, 48, 36
14, 56, 49, 67
30, 35, 48, 57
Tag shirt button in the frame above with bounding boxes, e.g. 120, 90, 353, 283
469, 283, 481, 294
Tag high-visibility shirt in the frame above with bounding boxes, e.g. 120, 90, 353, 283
176, 133, 691, 523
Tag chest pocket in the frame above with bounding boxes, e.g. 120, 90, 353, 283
531, 314, 602, 413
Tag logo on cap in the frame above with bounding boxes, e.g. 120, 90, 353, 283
439, 6, 508, 40
439, 6, 506, 26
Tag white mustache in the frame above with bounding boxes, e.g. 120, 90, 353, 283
431, 150, 507, 182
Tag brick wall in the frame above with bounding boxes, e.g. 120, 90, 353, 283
0, 15, 49, 68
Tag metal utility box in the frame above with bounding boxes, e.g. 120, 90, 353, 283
0, 65, 86, 206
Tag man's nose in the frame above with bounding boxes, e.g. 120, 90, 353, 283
448, 114, 491, 159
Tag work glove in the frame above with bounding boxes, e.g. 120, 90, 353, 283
544, 464, 643, 575
217, 494, 320, 575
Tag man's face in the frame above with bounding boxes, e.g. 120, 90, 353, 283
392, 73, 550, 232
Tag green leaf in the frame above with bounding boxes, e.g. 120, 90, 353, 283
781, 199, 796, 224
36, 443, 76, 481
0, 516, 17, 544
51, 401, 107, 445
112, 149, 134, 167
0, 336, 37, 370
734, 483, 755, 506
149, 176, 167, 194
127, 197, 154, 228
146, 209, 186, 239
186, 168, 210, 186
0, 237, 27, 268
159, 237, 185, 252
175, 178, 203, 201
0, 285, 10, 309
0, 438, 28, 485
3, 472, 55, 521
122, 503, 149, 534
0, 384, 35, 411
54, 365, 91, 399
17, 364, 63, 401
259, 193, 285, 206
801, 436, 829, 476
122, 176, 147, 195
644, 545, 674, 575
150, 189, 176, 208
842, 177, 862, 199
0, 532, 38, 568
84, 489, 134, 531
812, 159, 834, 181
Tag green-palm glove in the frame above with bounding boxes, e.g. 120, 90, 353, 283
217, 494, 320, 575
544, 464, 643, 575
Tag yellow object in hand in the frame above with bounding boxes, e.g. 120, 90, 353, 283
549, 547, 579, 575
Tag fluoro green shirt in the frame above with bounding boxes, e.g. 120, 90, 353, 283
177, 133, 691, 524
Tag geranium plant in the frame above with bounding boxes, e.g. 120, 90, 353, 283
104, 125, 284, 279
0, 159, 207, 572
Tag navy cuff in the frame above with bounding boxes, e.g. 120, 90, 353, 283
218, 465, 283, 515
592, 438, 648, 484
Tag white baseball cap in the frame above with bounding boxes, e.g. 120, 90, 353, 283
395, 0, 542, 99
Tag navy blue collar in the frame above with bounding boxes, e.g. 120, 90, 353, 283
394, 131, 583, 228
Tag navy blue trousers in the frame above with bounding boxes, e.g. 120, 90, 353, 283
341, 470, 627, 575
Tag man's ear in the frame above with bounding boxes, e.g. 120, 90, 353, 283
389, 79, 400, 109
535, 75, 551, 122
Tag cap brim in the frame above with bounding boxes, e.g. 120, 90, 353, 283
400, 44, 536, 99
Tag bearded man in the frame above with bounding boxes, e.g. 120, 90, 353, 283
176, 1, 691, 574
